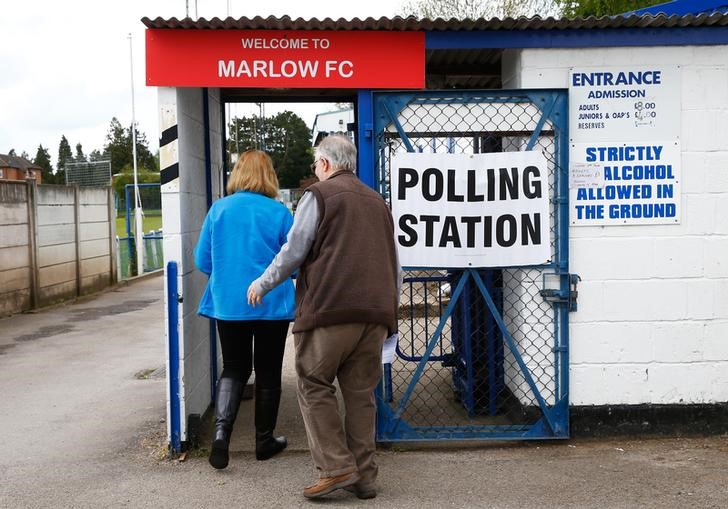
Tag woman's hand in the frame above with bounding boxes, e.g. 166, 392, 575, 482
247, 282, 263, 307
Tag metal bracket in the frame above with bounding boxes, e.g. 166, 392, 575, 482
540, 273, 580, 312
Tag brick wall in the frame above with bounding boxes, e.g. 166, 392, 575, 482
0, 167, 42, 183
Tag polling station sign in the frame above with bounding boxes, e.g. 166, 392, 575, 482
568, 66, 681, 225
145, 30, 424, 88
391, 152, 551, 268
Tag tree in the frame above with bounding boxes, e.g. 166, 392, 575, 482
56, 135, 72, 184
112, 164, 160, 204
228, 115, 263, 153
57, 136, 72, 168
266, 111, 315, 188
398, 0, 559, 18
399, 0, 663, 18
75, 143, 86, 162
103, 117, 157, 175
556, 0, 664, 17
33, 145, 54, 183
104, 117, 126, 172
89, 149, 104, 162
130, 126, 158, 172
228, 110, 314, 188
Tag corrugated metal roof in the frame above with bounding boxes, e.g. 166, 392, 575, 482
143, 12, 728, 91
426, 48, 501, 89
141, 13, 728, 31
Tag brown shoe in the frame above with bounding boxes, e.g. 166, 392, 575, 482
303, 471, 360, 499
344, 483, 377, 499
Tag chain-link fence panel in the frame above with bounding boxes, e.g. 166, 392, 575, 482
66, 160, 112, 187
375, 91, 568, 440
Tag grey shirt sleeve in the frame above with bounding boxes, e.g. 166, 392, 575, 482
254, 191, 319, 297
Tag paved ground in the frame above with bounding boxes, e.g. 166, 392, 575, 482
1, 274, 727, 508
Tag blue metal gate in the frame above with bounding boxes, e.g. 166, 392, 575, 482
371, 90, 573, 441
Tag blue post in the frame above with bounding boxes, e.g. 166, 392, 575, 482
556, 92, 571, 430
462, 276, 474, 416
124, 185, 133, 268
356, 89, 376, 190
166, 261, 182, 452
384, 364, 393, 402
486, 274, 497, 416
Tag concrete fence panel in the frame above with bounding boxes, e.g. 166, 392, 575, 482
36, 186, 77, 306
78, 187, 113, 294
0, 182, 31, 315
0, 181, 117, 315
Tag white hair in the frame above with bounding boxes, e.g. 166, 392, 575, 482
315, 135, 356, 173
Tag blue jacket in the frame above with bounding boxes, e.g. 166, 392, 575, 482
195, 191, 295, 321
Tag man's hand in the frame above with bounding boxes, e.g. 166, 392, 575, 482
247, 282, 263, 307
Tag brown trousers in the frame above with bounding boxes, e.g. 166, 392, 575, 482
294, 322, 386, 484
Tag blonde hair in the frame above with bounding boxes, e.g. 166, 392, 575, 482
226, 150, 279, 198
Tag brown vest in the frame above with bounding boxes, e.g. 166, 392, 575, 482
292, 171, 398, 335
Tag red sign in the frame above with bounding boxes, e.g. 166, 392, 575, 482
146, 29, 424, 89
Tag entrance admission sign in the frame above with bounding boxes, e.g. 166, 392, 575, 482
568, 66, 681, 225
391, 152, 551, 268
146, 30, 424, 88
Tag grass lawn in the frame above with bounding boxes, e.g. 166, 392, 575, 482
115, 215, 163, 237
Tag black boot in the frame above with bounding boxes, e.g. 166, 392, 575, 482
255, 387, 287, 460
209, 378, 243, 469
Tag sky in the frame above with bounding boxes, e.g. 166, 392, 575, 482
0, 0, 405, 167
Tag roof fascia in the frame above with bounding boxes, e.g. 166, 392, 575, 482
627, 0, 728, 16
426, 26, 728, 49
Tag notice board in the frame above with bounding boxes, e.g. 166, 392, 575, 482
568, 66, 681, 226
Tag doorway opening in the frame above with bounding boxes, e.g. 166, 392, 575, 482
221, 95, 356, 212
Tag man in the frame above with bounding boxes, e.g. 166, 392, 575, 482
247, 135, 399, 500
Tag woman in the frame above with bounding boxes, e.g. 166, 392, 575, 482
195, 150, 294, 469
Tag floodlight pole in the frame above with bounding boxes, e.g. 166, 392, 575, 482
129, 33, 144, 276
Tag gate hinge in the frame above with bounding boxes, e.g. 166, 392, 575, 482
540, 273, 580, 312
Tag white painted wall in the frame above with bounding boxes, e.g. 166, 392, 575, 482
504, 46, 728, 405
161, 87, 224, 442
312, 108, 354, 141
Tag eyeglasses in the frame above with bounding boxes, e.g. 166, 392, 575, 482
310, 158, 325, 172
